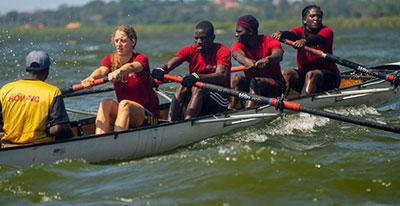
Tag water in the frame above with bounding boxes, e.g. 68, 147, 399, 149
0, 26, 400, 205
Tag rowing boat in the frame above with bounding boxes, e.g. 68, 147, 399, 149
0, 70, 398, 166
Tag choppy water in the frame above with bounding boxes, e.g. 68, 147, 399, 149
0, 26, 399, 205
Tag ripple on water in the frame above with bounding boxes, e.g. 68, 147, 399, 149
216, 112, 334, 151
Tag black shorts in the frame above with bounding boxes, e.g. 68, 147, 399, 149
292, 69, 341, 93
142, 109, 158, 126
109, 109, 158, 128
200, 91, 229, 116
237, 76, 286, 98
181, 90, 229, 116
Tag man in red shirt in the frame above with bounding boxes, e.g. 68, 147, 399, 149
152, 20, 231, 121
272, 5, 341, 96
230, 15, 286, 109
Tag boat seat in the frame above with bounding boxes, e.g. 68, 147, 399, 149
70, 117, 96, 137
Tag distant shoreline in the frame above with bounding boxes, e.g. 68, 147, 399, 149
3, 16, 399, 34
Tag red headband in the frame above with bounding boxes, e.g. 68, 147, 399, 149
237, 19, 257, 32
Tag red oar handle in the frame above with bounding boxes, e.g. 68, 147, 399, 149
71, 77, 109, 91
280, 38, 398, 84
231, 66, 247, 72
282, 39, 325, 58
163, 74, 205, 87
61, 76, 109, 95
163, 74, 182, 84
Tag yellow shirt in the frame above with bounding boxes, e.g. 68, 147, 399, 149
0, 80, 62, 143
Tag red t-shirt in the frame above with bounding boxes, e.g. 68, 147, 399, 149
231, 35, 284, 81
101, 53, 159, 118
289, 26, 339, 74
176, 43, 231, 88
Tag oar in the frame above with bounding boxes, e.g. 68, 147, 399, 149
152, 65, 247, 85
62, 66, 246, 97
370, 62, 400, 71
231, 65, 246, 72
62, 86, 114, 98
279, 38, 399, 85
61, 76, 109, 95
163, 74, 400, 134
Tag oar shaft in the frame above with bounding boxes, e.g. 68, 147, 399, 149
62, 87, 114, 98
324, 53, 390, 80
370, 62, 400, 71
281, 39, 397, 83
299, 106, 400, 134
164, 74, 400, 134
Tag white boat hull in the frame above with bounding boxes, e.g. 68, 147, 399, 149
0, 77, 398, 166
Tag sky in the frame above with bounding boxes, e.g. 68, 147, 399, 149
0, 0, 113, 15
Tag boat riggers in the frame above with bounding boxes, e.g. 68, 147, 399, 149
279, 38, 400, 87
163, 74, 400, 135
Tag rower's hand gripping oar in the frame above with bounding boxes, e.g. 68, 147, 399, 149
62, 66, 248, 97
151, 65, 248, 85
279, 38, 400, 87
163, 74, 400, 135
61, 76, 109, 95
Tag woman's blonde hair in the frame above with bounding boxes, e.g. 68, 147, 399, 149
110, 25, 137, 71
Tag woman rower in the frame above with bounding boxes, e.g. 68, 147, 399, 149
272, 5, 341, 96
81, 24, 159, 134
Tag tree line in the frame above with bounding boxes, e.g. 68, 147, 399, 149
1, 0, 399, 27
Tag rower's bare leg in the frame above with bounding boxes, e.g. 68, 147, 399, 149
282, 71, 291, 97
283, 69, 300, 98
185, 87, 203, 120
169, 86, 186, 121
302, 70, 323, 96
229, 74, 243, 109
114, 100, 145, 132
95, 98, 118, 134
246, 78, 261, 108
